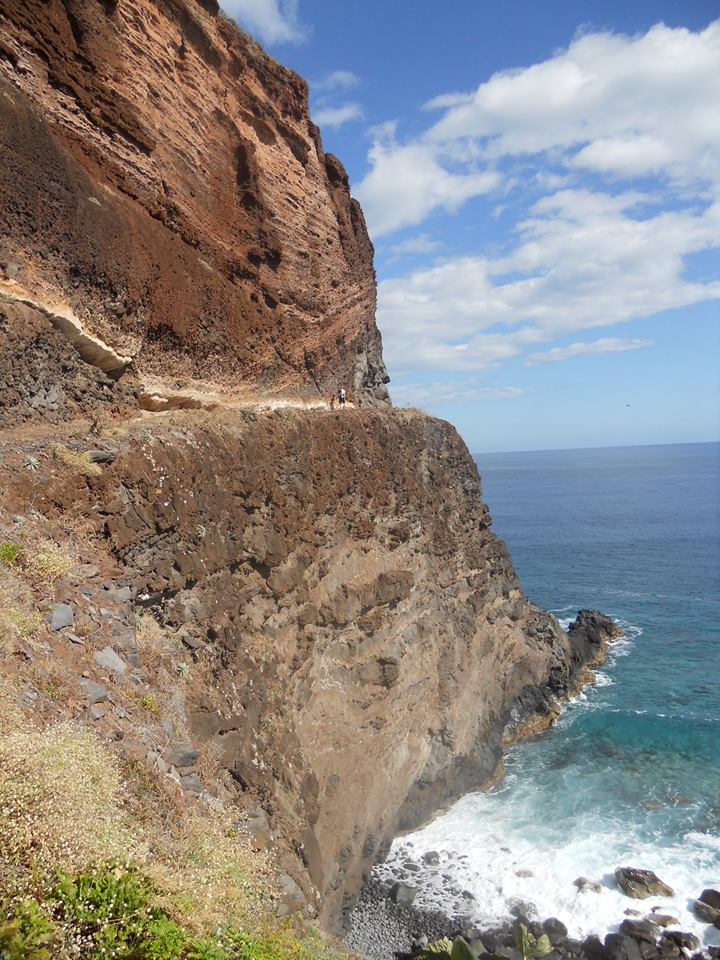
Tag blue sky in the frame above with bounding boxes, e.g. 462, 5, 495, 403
222, 0, 720, 452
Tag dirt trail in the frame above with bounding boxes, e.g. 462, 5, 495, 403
0, 280, 362, 443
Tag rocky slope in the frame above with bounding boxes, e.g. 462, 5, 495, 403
0, 407, 616, 929
0, 0, 388, 405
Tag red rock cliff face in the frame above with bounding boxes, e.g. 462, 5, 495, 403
0, 0, 389, 401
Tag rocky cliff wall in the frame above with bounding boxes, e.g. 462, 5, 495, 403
0, 0, 388, 402
0, 405, 612, 929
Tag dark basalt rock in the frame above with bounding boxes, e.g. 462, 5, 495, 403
616, 868, 675, 899
693, 899, 720, 925
544, 918, 569, 943
604, 934, 643, 960
699, 888, 720, 910
569, 610, 623, 645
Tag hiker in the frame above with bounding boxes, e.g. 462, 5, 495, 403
337, 386, 346, 407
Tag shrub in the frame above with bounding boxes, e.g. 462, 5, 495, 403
515, 924, 551, 960
21, 540, 73, 583
0, 897, 56, 959
54, 446, 102, 477
0, 542, 19, 567
50, 863, 157, 958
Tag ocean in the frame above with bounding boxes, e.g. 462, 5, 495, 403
375, 442, 720, 944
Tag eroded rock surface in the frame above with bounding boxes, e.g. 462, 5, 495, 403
0, 0, 388, 401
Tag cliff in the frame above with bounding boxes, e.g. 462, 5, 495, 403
0, 0, 617, 945
0, 404, 613, 929
0, 0, 389, 406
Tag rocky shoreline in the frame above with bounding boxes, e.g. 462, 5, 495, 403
345, 612, 719, 960
346, 875, 720, 960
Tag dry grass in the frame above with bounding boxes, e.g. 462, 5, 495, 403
0, 610, 19, 655
0, 571, 44, 655
0, 697, 277, 936
0, 716, 137, 890
21, 539, 73, 583
135, 611, 182, 660
53, 445, 102, 477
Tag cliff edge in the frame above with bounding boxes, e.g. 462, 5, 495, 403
0, 407, 616, 929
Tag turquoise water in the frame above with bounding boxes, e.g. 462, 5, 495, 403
379, 442, 720, 942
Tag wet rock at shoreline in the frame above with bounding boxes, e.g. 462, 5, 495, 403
700, 890, 720, 911
575, 877, 603, 894
615, 868, 675, 900
693, 899, 720, 927
390, 882, 419, 905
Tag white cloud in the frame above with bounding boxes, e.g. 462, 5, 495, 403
356, 21, 720, 240
426, 21, 720, 187
356, 129, 500, 236
525, 337, 654, 366
388, 233, 442, 259
392, 379, 527, 406
313, 102, 363, 129
314, 70, 360, 92
378, 190, 720, 373
222, 0, 307, 45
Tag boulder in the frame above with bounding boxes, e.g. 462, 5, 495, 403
79, 678, 108, 704
422, 850, 441, 866
51, 602, 74, 630
94, 645, 128, 681
648, 916, 678, 928
620, 919, 660, 944
277, 873, 306, 914
388, 881, 417, 904
693, 900, 720, 926
699, 889, 720, 910
661, 932, 700, 953
166, 743, 198, 768
583, 935, 612, 960
616, 868, 675, 899
543, 918, 569, 944
604, 933, 643, 960
575, 876, 603, 893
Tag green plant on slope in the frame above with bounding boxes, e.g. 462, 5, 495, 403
0, 897, 56, 959
514, 924, 552, 960
50, 863, 156, 957
0, 543, 19, 567
416, 938, 476, 960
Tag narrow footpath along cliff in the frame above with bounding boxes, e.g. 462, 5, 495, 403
0, 0, 618, 944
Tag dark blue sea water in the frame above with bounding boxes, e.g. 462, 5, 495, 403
379, 442, 720, 942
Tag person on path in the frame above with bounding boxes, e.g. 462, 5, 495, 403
337, 386, 346, 407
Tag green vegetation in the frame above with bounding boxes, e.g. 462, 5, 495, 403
0, 542, 19, 567
0, 701, 343, 960
514, 924, 552, 960
416, 938, 476, 960
0, 862, 344, 959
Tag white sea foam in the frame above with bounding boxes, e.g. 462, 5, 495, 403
374, 613, 720, 946
378, 793, 720, 945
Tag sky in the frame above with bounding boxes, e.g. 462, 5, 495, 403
221, 0, 720, 452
